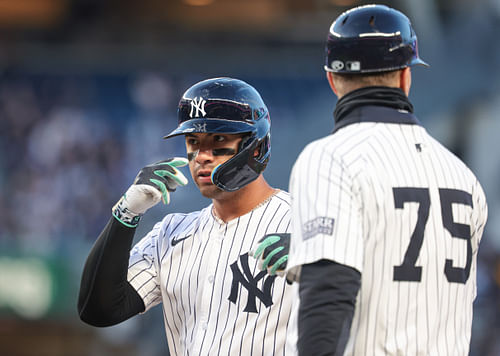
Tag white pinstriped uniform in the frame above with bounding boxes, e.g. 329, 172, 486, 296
128, 190, 293, 356
286, 116, 488, 355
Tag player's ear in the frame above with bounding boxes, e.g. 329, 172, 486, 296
326, 72, 339, 97
399, 67, 411, 96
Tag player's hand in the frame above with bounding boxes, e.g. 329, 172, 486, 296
112, 157, 189, 227
251, 233, 290, 277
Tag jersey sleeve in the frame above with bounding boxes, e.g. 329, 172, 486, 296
472, 178, 488, 248
287, 142, 364, 281
127, 221, 164, 312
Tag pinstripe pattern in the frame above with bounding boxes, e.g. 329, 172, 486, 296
286, 118, 488, 355
128, 191, 293, 355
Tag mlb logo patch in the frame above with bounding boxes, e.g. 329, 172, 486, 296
346, 61, 361, 71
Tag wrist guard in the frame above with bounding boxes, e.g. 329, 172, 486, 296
112, 195, 143, 228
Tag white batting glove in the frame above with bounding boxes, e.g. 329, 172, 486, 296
112, 157, 189, 227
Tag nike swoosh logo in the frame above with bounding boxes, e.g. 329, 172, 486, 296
171, 234, 192, 246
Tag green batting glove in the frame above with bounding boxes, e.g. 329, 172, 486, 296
251, 233, 290, 277
112, 157, 189, 227
138, 157, 189, 205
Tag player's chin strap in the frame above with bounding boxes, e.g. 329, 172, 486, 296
211, 137, 266, 192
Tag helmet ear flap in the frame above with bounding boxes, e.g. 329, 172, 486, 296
238, 134, 252, 153
211, 134, 270, 191
236, 134, 268, 158
211, 138, 259, 192
254, 134, 270, 162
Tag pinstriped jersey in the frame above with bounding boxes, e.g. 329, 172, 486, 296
128, 190, 293, 356
286, 107, 488, 356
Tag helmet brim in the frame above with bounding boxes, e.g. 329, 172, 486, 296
410, 57, 430, 67
324, 56, 430, 73
163, 118, 255, 139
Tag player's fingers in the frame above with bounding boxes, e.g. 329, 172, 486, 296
262, 246, 284, 270
252, 235, 280, 259
169, 157, 189, 167
154, 169, 188, 186
155, 157, 189, 168
269, 255, 288, 276
258, 233, 281, 244
150, 178, 170, 204
256, 257, 264, 272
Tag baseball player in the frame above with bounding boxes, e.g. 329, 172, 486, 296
284, 5, 488, 356
78, 77, 294, 355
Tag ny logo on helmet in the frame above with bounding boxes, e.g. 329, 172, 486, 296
189, 97, 207, 118
194, 123, 207, 132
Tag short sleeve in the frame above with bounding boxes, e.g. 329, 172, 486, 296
287, 142, 364, 281
472, 178, 488, 249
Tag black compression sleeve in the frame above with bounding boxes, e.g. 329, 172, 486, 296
78, 217, 145, 327
298, 259, 361, 356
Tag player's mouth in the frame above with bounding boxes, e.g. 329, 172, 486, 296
196, 169, 213, 184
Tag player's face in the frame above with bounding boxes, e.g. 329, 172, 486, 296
184, 133, 244, 198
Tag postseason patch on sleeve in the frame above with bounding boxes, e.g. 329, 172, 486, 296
302, 217, 335, 240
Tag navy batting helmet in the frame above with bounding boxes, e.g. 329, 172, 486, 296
164, 77, 271, 192
324, 4, 429, 73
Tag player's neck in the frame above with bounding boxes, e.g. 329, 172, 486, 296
212, 177, 278, 223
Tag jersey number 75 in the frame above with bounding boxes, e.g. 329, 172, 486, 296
392, 187, 472, 284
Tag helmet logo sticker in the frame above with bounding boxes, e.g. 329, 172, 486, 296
193, 123, 207, 132
331, 60, 344, 70
190, 97, 207, 118
346, 61, 361, 71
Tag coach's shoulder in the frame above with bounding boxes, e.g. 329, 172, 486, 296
298, 135, 330, 154
296, 134, 343, 163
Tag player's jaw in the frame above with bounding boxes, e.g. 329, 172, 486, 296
191, 162, 229, 199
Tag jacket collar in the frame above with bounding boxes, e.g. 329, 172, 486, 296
333, 105, 421, 134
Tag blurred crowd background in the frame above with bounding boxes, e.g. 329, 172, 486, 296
0, 0, 499, 355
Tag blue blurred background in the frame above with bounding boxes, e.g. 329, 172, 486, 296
0, 0, 499, 355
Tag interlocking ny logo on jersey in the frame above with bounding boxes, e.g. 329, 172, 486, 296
228, 253, 276, 313
189, 97, 207, 118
